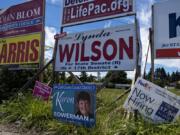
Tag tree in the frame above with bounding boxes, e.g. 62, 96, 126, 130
154, 67, 167, 80
104, 71, 129, 84
145, 67, 168, 87
87, 74, 97, 82
79, 71, 88, 82
0, 67, 36, 102
145, 68, 152, 81
59, 72, 66, 83
43, 62, 53, 83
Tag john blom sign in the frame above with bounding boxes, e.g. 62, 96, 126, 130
62, 0, 135, 26
0, 0, 44, 38
124, 78, 180, 123
55, 24, 136, 72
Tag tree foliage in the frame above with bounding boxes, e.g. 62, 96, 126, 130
145, 67, 180, 88
0, 60, 53, 102
104, 71, 131, 84
79, 71, 88, 82
79, 72, 97, 83
0, 67, 36, 102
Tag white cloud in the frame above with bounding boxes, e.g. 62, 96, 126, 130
136, 0, 154, 76
45, 26, 57, 47
45, 26, 57, 59
139, 27, 151, 72
48, 0, 62, 4
126, 71, 136, 79
155, 59, 180, 69
104, 21, 112, 28
138, 9, 151, 27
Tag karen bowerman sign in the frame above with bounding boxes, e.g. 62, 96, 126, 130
153, 0, 180, 59
55, 24, 136, 72
124, 78, 180, 123
53, 84, 96, 127
62, 0, 135, 26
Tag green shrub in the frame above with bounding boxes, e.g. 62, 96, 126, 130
106, 83, 115, 88
176, 82, 180, 89
0, 89, 180, 135
0, 68, 36, 102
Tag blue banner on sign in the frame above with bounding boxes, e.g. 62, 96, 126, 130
0, 17, 42, 32
155, 101, 179, 122
52, 84, 96, 127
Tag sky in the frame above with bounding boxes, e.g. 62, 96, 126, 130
0, 0, 180, 79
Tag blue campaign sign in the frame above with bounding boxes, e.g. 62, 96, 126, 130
52, 84, 96, 127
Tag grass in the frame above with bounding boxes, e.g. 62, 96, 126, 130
0, 88, 180, 135
169, 88, 180, 95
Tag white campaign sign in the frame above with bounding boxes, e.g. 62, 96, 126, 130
55, 24, 136, 72
124, 78, 180, 123
153, 0, 180, 59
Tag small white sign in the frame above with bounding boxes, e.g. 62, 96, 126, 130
124, 78, 180, 123
55, 24, 136, 72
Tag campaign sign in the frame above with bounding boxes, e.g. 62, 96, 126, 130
33, 81, 52, 101
0, 0, 44, 38
0, 0, 44, 69
124, 78, 180, 123
153, 0, 180, 58
0, 33, 41, 65
62, 0, 135, 26
52, 84, 96, 127
55, 24, 136, 72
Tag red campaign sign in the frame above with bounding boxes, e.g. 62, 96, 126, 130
156, 49, 180, 58
33, 81, 52, 101
62, 0, 135, 26
0, 0, 44, 38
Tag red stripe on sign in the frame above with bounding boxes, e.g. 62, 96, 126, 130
156, 49, 180, 58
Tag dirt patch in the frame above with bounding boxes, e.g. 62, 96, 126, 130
0, 124, 42, 135
0, 124, 20, 135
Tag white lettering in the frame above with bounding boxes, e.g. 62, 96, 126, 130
101, 3, 106, 13
88, 3, 94, 15
111, 1, 117, 11
54, 112, 89, 121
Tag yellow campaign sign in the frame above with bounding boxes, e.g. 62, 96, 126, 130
0, 33, 41, 65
